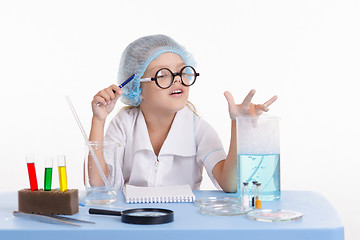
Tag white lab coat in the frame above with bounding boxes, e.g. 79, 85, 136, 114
105, 106, 226, 190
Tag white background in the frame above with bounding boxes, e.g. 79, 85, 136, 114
1, 0, 359, 239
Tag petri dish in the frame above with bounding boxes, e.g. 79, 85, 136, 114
200, 204, 252, 216
247, 209, 303, 222
195, 197, 242, 208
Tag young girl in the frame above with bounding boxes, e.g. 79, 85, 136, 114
89, 34, 277, 192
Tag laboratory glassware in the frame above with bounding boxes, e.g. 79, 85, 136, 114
84, 141, 121, 205
236, 115, 280, 201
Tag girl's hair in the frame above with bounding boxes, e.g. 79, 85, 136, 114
117, 35, 196, 106
185, 101, 198, 116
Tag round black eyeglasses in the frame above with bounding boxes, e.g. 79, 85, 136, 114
140, 66, 199, 89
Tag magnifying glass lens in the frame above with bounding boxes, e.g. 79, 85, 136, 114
126, 211, 168, 217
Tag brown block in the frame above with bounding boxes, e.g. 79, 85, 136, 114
18, 189, 79, 215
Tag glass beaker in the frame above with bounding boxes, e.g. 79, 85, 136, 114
84, 141, 120, 205
236, 115, 280, 201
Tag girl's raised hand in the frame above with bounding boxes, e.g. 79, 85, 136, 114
91, 85, 122, 121
224, 89, 277, 120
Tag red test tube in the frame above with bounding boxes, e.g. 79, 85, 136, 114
26, 154, 38, 191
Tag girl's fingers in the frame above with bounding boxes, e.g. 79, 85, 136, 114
263, 95, 278, 107
255, 104, 269, 112
224, 91, 236, 109
105, 87, 115, 101
98, 86, 117, 102
225, 90, 277, 120
93, 85, 123, 107
112, 86, 123, 101
105, 85, 123, 103
242, 89, 256, 106
99, 90, 111, 102
94, 89, 112, 106
110, 85, 122, 95
93, 95, 106, 106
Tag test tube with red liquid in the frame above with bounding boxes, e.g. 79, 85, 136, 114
26, 154, 38, 191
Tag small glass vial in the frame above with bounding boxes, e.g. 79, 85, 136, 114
251, 180, 258, 207
241, 182, 251, 208
254, 183, 263, 209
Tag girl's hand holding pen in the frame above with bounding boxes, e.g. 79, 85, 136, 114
92, 85, 122, 121
224, 89, 278, 120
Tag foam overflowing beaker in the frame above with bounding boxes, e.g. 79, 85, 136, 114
236, 115, 280, 201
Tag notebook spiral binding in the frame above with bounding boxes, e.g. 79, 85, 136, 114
127, 196, 196, 204
124, 184, 196, 204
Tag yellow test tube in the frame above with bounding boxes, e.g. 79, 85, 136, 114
57, 155, 67, 192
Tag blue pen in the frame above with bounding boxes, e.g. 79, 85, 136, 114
96, 74, 135, 106
119, 74, 135, 89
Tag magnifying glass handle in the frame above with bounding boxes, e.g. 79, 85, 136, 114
89, 208, 122, 216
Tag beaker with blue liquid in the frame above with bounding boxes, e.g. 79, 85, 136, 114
236, 115, 280, 201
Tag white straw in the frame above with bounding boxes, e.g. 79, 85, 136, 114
65, 95, 110, 187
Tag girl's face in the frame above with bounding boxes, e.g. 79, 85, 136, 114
140, 53, 189, 114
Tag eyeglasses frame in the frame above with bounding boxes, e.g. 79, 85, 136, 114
140, 66, 199, 89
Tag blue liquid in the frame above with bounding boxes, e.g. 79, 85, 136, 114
237, 154, 280, 201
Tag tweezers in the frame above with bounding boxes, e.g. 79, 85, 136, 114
13, 211, 95, 227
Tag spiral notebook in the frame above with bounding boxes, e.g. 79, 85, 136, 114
124, 184, 195, 203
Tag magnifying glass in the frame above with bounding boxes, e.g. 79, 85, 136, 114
89, 208, 174, 225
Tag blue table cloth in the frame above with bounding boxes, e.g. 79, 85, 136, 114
0, 190, 344, 240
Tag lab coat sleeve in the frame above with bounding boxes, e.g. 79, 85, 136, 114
195, 118, 227, 190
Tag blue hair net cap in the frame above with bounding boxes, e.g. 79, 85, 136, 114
117, 35, 196, 106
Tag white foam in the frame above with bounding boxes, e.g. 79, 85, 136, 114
236, 116, 280, 154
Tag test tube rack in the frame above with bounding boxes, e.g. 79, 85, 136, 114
18, 189, 79, 215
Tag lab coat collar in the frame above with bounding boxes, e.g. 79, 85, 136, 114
133, 110, 153, 153
133, 107, 196, 157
